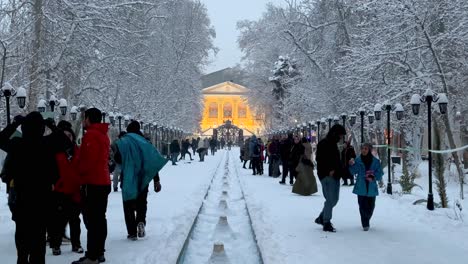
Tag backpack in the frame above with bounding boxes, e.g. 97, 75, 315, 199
253, 144, 261, 155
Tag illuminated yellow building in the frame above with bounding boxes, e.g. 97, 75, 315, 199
199, 80, 263, 136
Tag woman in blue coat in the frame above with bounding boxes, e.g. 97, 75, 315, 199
348, 143, 383, 231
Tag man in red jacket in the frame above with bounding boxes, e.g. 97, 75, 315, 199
73, 108, 111, 264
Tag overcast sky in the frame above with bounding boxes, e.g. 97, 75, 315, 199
201, 0, 284, 73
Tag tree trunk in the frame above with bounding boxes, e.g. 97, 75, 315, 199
28, 0, 44, 112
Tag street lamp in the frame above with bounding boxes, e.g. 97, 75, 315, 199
101, 111, 107, 123
349, 114, 357, 127
70, 106, 78, 121
117, 113, 123, 133
411, 89, 449, 211
333, 116, 339, 125
0, 82, 27, 124
124, 115, 130, 127
109, 112, 115, 126
37, 99, 47, 113
374, 101, 405, 195
327, 116, 333, 131
359, 107, 366, 143
59, 98, 68, 116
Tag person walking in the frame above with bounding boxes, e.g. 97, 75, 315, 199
0, 113, 60, 264
49, 122, 83, 256
287, 136, 304, 184
242, 138, 251, 169
342, 139, 357, 186
113, 121, 166, 240
210, 137, 217, 155
314, 124, 346, 233
73, 108, 111, 264
292, 138, 318, 196
279, 134, 293, 184
111, 132, 127, 192
249, 135, 261, 175
169, 139, 180, 165
268, 136, 281, 177
179, 139, 194, 161
258, 138, 265, 175
348, 143, 383, 231
191, 138, 199, 155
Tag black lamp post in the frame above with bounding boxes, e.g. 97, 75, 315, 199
327, 116, 332, 131
341, 113, 347, 143
117, 113, 123, 133
411, 89, 448, 211
0, 83, 26, 124
101, 112, 107, 123
316, 120, 321, 142
359, 108, 366, 143
375, 102, 404, 195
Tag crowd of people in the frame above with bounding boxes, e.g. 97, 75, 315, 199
0, 110, 385, 263
0, 109, 166, 264
241, 124, 383, 233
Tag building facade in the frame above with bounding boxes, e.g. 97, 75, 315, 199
199, 81, 263, 137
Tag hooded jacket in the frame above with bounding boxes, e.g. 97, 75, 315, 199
316, 125, 346, 180
55, 146, 81, 203
78, 123, 111, 185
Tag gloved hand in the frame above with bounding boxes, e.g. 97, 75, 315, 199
154, 181, 162, 193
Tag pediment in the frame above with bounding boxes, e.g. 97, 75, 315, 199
202, 81, 249, 95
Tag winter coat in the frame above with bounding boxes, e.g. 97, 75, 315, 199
55, 146, 81, 203
78, 123, 111, 186
203, 139, 210, 148
116, 133, 167, 201
303, 142, 312, 161
249, 136, 260, 158
292, 159, 318, 196
0, 122, 60, 220
182, 140, 191, 151
289, 143, 304, 169
316, 137, 343, 180
243, 139, 251, 160
350, 155, 383, 197
268, 140, 280, 157
279, 137, 293, 161
170, 140, 180, 153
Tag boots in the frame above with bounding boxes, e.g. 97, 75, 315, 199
323, 222, 336, 232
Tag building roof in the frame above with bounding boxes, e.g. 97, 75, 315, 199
201, 68, 246, 88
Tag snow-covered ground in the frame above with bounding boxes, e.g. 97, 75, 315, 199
0, 151, 224, 264
239, 154, 468, 264
1, 148, 468, 264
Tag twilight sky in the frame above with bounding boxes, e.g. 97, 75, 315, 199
201, 0, 285, 73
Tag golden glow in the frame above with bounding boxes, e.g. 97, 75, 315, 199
200, 82, 263, 135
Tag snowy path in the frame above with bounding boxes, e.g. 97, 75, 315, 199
179, 150, 262, 264
239, 157, 468, 264
0, 151, 224, 264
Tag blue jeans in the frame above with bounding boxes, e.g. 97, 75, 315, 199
319, 176, 340, 223
171, 152, 178, 165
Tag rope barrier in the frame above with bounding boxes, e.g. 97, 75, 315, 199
371, 144, 468, 154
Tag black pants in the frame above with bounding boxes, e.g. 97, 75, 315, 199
123, 186, 149, 236
179, 150, 192, 160
15, 214, 47, 264
49, 193, 82, 249
251, 157, 261, 174
358, 195, 376, 228
82, 185, 111, 260
210, 147, 215, 155
281, 160, 293, 183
